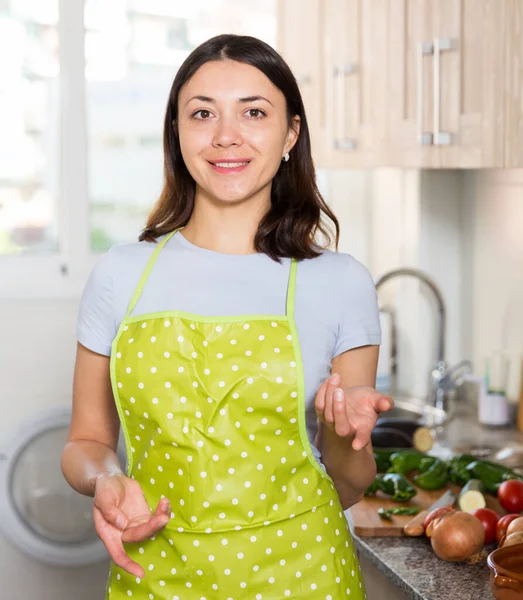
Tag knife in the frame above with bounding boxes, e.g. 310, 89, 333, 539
403, 489, 456, 537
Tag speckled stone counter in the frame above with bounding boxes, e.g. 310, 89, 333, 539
351, 532, 494, 600
346, 408, 523, 600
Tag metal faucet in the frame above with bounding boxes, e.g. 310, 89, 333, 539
375, 268, 470, 412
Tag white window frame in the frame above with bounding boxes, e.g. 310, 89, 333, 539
1, 0, 98, 299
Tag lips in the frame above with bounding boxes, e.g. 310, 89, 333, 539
207, 159, 251, 173
208, 159, 251, 168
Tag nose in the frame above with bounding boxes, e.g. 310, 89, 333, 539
212, 114, 243, 148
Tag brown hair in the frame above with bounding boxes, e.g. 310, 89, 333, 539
139, 34, 339, 261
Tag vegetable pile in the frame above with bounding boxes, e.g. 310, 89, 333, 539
366, 448, 523, 562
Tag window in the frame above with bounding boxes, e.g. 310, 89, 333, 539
0, 0, 276, 295
0, 0, 60, 255
85, 0, 277, 252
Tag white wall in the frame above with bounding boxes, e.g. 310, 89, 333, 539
465, 170, 523, 400
0, 299, 110, 600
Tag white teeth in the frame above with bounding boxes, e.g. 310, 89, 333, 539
214, 162, 249, 168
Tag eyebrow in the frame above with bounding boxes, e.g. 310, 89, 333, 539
185, 95, 274, 107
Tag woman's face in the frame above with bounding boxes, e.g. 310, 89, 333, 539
177, 59, 299, 205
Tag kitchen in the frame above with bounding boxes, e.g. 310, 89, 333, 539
1, 1, 523, 599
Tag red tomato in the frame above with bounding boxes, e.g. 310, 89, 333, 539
498, 480, 523, 513
497, 514, 523, 542
472, 508, 500, 545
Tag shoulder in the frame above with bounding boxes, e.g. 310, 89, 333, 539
298, 248, 376, 291
86, 239, 160, 285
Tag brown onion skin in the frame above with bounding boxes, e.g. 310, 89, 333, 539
499, 531, 523, 548
506, 516, 523, 537
423, 506, 456, 533
429, 511, 485, 562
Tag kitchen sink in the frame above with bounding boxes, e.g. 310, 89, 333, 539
381, 395, 449, 427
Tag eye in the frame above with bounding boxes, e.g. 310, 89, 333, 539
191, 109, 213, 120
246, 108, 266, 119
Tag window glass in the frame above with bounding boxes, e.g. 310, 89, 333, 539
85, 0, 276, 251
0, 0, 60, 255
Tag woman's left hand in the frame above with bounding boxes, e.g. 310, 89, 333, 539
315, 373, 393, 451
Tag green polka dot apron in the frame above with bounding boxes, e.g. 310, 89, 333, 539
106, 230, 367, 599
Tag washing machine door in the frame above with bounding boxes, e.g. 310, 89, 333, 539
0, 406, 127, 566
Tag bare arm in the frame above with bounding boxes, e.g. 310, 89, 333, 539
318, 345, 381, 510
61, 342, 123, 497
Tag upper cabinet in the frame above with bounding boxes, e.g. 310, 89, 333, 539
504, 0, 523, 168
277, 0, 522, 168
277, 0, 325, 164
322, 0, 389, 168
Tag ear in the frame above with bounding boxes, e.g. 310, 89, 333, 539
283, 115, 301, 155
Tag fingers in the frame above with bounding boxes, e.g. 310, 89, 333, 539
378, 394, 394, 412
314, 377, 329, 415
322, 373, 340, 425
332, 388, 354, 437
94, 487, 129, 531
351, 424, 374, 451
121, 498, 171, 544
368, 390, 394, 413
94, 507, 145, 578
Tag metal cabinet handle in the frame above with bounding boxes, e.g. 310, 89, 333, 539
333, 64, 358, 151
417, 41, 434, 146
433, 38, 455, 146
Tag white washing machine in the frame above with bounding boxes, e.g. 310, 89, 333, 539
0, 407, 127, 566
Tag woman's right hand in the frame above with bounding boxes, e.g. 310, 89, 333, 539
93, 473, 171, 578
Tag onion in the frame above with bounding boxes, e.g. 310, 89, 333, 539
500, 531, 523, 548
428, 511, 485, 562
506, 516, 523, 537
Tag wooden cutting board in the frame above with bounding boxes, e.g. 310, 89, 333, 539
350, 483, 506, 536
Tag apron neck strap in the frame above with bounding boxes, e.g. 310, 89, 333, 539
123, 229, 299, 321
286, 258, 298, 320
123, 229, 179, 320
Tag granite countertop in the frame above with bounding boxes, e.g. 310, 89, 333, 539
347, 406, 523, 600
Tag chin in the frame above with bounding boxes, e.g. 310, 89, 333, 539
209, 187, 257, 205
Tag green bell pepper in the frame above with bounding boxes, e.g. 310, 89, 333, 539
448, 453, 476, 486
364, 473, 417, 502
377, 506, 421, 520
387, 450, 426, 476
413, 457, 449, 490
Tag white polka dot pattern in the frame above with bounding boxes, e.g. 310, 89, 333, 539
107, 313, 366, 599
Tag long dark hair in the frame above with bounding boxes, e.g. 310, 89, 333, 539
140, 34, 339, 261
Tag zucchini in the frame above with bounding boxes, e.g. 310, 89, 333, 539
458, 479, 486, 512
465, 460, 523, 495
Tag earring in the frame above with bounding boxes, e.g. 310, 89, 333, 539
283, 152, 290, 162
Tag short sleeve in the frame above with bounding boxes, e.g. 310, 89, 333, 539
333, 255, 381, 358
76, 250, 117, 356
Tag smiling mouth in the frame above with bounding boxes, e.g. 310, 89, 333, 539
208, 161, 251, 169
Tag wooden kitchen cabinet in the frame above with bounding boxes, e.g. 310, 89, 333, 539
278, 0, 521, 168
277, 0, 325, 163
386, 0, 438, 167
321, 0, 389, 168
505, 0, 523, 167
387, 0, 506, 168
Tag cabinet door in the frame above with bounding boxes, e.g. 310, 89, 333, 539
322, 0, 389, 168
387, 0, 439, 167
505, 0, 523, 167
434, 0, 505, 167
277, 0, 324, 162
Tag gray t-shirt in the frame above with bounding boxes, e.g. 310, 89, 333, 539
77, 231, 381, 463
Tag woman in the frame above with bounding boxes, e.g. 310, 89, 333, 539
62, 34, 392, 599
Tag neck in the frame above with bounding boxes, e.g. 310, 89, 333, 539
182, 186, 271, 255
